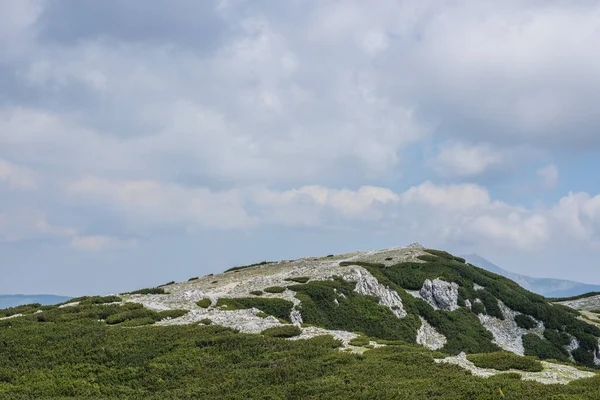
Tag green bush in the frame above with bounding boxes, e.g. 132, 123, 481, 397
188, 277, 199, 281
225, 261, 273, 273
250, 290, 263, 296
264, 286, 286, 294
467, 352, 544, 372
80, 295, 122, 305
523, 333, 570, 362
196, 298, 212, 308
471, 301, 486, 315
349, 335, 370, 346
127, 287, 166, 295
159, 281, 175, 287
548, 292, 600, 302
157, 310, 188, 320
515, 314, 537, 329
284, 277, 310, 284
216, 297, 294, 322
261, 325, 302, 338
199, 318, 212, 325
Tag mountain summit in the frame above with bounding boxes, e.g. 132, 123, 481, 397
2, 245, 599, 397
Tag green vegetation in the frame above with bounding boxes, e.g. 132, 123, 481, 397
515, 314, 538, 329
188, 277, 199, 281
196, 298, 212, 308
105, 306, 187, 326
126, 287, 166, 295
289, 277, 421, 343
261, 325, 301, 338
250, 290, 263, 296
159, 281, 175, 287
549, 292, 600, 302
80, 295, 122, 305
1, 315, 600, 399
284, 276, 310, 284
523, 333, 570, 362
0, 303, 45, 318
349, 335, 370, 346
225, 261, 274, 273
199, 318, 212, 325
467, 352, 544, 372
423, 249, 466, 263
340, 252, 600, 366
471, 301, 485, 315
216, 297, 294, 322
264, 286, 286, 293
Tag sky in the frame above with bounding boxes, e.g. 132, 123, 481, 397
2, 0, 600, 296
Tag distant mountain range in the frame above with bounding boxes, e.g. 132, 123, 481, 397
0, 294, 71, 309
463, 254, 600, 298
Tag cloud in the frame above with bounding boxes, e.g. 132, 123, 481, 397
67, 177, 256, 230
0, 159, 37, 189
70, 235, 136, 251
432, 142, 505, 177
537, 164, 559, 188
0, 211, 75, 242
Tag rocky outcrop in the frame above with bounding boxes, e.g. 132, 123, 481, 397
419, 279, 459, 311
435, 352, 595, 384
416, 317, 447, 350
347, 268, 407, 318
477, 301, 545, 355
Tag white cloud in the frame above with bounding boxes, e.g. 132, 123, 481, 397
537, 164, 559, 188
67, 177, 256, 230
401, 181, 491, 212
0, 159, 37, 189
432, 143, 505, 177
0, 211, 76, 242
70, 235, 137, 251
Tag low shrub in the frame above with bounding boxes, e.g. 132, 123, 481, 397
284, 277, 310, 284
261, 325, 301, 338
199, 318, 212, 325
127, 288, 166, 295
467, 352, 543, 372
349, 335, 370, 346
256, 312, 269, 318
471, 301, 486, 315
264, 286, 286, 294
250, 290, 263, 296
81, 295, 122, 305
197, 298, 212, 308
225, 261, 273, 273
188, 277, 199, 281
216, 297, 294, 322
514, 314, 537, 329
159, 281, 175, 287
157, 310, 188, 320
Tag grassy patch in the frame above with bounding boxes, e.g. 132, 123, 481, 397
467, 352, 544, 372
250, 290, 263, 296
261, 325, 301, 338
349, 335, 370, 347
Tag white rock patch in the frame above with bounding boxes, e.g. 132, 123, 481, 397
477, 301, 544, 355
435, 352, 595, 385
416, 317, 447, 350
0, 313, 22, 321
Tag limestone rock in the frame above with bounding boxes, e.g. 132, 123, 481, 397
419, 279, 459, 311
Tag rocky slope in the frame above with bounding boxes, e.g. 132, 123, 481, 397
96, 243, 600, 373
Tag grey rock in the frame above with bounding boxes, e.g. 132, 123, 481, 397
419, 279, 459, 311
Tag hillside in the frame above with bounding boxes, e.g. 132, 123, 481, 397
0, 294, 71, 309
1, 244, 600, 398
463, 254, 600, 298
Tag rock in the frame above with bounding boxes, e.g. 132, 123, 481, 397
419, 279, 459, 311
349, 268, 407, 318
465, 299, 472, 309
290, 309, 303, 326
416, 317, 447, 350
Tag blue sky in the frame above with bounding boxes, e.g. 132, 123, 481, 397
2, 0, 600, 296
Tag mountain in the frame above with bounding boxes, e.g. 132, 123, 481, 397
0, 294, 71, 308
1, 245, 599, 398
463, 254, 600, 298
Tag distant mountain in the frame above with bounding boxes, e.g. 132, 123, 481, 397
0, 294, 71, 309
463, 253, 600, 298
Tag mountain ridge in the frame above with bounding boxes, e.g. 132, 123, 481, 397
463, 254, 600, 298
